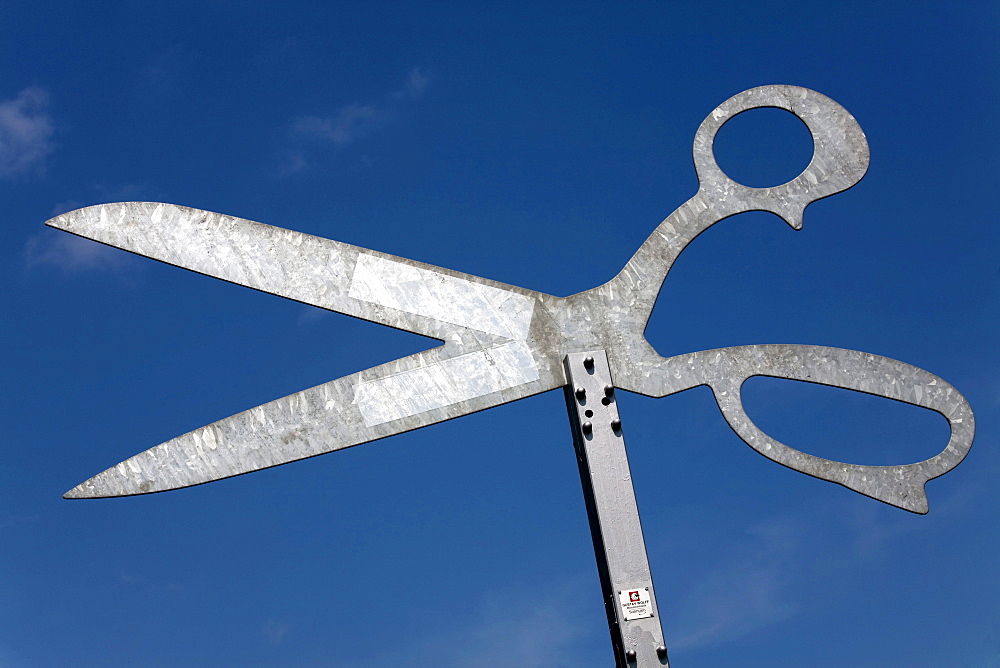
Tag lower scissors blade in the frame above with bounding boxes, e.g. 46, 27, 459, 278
65, 343, 557, 498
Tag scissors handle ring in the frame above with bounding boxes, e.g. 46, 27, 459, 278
692, 85, 870, 229
618, 343, 974, 514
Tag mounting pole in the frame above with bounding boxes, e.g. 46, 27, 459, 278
564, 350, 668, 667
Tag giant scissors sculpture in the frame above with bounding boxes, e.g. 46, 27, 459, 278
51, 86, 974, 666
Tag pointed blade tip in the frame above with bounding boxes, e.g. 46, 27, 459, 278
63, 485, 90, 500
63, 484, 143, 500
45, 203, 102, 230
63, 477, 124, 500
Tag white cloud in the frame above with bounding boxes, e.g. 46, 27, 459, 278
25, 231, 132, 273
0, 514, 39, 532
395, 67, 431, 100
668, 517, 800, 650
355, 577, 596, 667
278, 152, 308, 177
0, 644, 25, 668
447, 591, 586, 667
297, 304, 333, 325
137, 45, 196, 99
26, 189, 157, 274
0, 87, 54, 178
286, 68, 431, 173
119, 569, 141, 585
293, 103, 383, 145
262, 619, 290, 645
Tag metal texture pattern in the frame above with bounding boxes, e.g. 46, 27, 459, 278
564, 351, 667, 667
50, 85, 974, 513
50, 203, 564, 497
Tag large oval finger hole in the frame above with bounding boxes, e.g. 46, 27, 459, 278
712, 108, 814, 188
741, 377, 950, 466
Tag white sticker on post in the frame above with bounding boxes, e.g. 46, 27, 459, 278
618, 587, 653, 621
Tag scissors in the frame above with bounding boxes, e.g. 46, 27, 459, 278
50, 85, 974, 514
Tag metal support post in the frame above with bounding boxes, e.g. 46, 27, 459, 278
564, 350, 669, 667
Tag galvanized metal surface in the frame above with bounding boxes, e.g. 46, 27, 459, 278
51, 84, 974, 515
564, 351, 667, 667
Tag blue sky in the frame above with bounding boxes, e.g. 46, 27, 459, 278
2, 1, 998, 665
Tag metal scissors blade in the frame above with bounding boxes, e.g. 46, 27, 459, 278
64, 342, 561, 498
52, 85, 975, 513
48, 202, 567, 497
46, 202, 543, 344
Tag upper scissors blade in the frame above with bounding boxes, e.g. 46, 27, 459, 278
47, 202, 539, 342
65, 341, 561, 498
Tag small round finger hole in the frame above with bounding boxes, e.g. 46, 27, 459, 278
712, 107, 814, 188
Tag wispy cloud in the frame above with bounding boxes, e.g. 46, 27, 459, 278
669, 516, 801, 650
292, 103, 383, 145
666, 497, 938, 652
278, 152, 308, 177
393, 67, 431, 101
137, 45, 197, 100
0, 513, 40, 532
25, 232, 132, 273
356, 577, 595, 667
0, 87, 54, 178
25, 188, 155, 274
0, 644, 25, 668
446, 586, 587, 666
297, 304, 333, 325
26, 201, 131, 274
262, 619, 290, 645
120, 569, 142, 585
284, 68, 431, 174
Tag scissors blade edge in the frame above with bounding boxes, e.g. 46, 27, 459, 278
47, 202, 542, 343
64, 342, 561, 498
